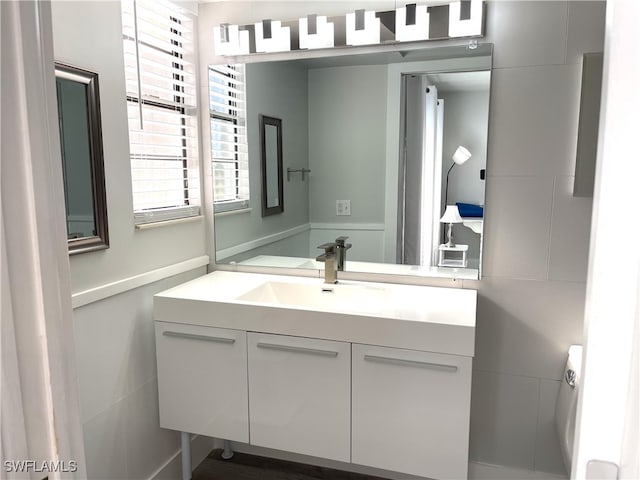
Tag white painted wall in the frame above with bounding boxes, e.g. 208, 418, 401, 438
51, 1, 207, 294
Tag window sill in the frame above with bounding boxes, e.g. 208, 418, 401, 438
135, 215, 204, 230
214, 207, 252, 218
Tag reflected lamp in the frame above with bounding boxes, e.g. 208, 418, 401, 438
445, 145, 471, 207
440, 205, 463, 247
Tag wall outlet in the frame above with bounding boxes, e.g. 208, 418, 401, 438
336, 199, 351, 216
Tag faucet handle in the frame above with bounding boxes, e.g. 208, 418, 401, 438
335, 236, 352, 249
317, 242, 336, 254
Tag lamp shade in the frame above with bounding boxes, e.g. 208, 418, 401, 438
440, 205, 463, 224
452, 145, 471, 165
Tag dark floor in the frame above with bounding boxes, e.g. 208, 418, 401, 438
192, 449, 390, 480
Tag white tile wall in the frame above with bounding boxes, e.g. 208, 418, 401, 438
488, 65, 581, 178
482, 176, 554, 280
486, 1, 568, 69
471, 278, 586, 380
466, 1, 604, 476
535, 379, 566, 475
470, 370, 540, 470
548, 176, 593, 282
566, 1, 607, 65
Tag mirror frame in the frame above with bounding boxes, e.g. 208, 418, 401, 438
55, 62, 109, 255
259, 114, 284, 217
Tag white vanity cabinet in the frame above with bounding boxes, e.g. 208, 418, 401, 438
153, 271, 477, 480
155, 322, 249, 442
247, 333, 351, 462
352, 344, 472, 479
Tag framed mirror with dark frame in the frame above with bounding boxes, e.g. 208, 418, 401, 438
54, 62, 109, 254
259, 114, 284, 217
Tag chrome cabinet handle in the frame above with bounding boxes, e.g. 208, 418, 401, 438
163, 331, 236, 344
364, 354, 458, 372
256, 342, 339, 357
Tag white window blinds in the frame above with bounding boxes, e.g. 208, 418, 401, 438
209, 64, 250, 213
121, 0, 200, 224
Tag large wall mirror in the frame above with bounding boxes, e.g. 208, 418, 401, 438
211, 43, 491, 280
55, 63, 109, 254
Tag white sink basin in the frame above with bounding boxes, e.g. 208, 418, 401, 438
236, 281, 385, 315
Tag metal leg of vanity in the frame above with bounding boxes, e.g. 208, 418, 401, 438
222, 439, 234, 459
181, 432, 191, 480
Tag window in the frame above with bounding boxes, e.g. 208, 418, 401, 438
209, 64, 249, 213
121, 0, 200, 224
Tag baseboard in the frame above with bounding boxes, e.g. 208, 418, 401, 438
469, 461, 568, 480
216, 223, 309, 260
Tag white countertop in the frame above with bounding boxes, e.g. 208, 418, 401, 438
154, 271, 477, 356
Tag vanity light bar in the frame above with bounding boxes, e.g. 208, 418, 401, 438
213, 23, 250, 56
213, 0, 485, 56
254, 19, 291, 53
299, 14, 334, 50
395, 4, 430, 42
346, 9, 381, 46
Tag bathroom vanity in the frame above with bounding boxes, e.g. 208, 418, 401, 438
154, 271, 476, 479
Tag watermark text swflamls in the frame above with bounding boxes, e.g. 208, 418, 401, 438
3, 460, 78, 473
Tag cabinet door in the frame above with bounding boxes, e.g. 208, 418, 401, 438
155, 322, 248, 442
352, 344, 472, 479
248, 332, 351, 462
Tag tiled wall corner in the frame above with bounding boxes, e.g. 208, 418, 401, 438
472, 0, 604, 474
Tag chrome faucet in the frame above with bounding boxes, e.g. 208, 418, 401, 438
316, 243, 338, 284
334, 236, 352, 271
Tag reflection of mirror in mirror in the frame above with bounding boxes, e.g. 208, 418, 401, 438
265, 125, 279, 208
212, 44, 491, 280
259, 114, 284, 216
55, 63, 109, 254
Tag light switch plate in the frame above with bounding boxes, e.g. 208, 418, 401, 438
336, 200, 351, 216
